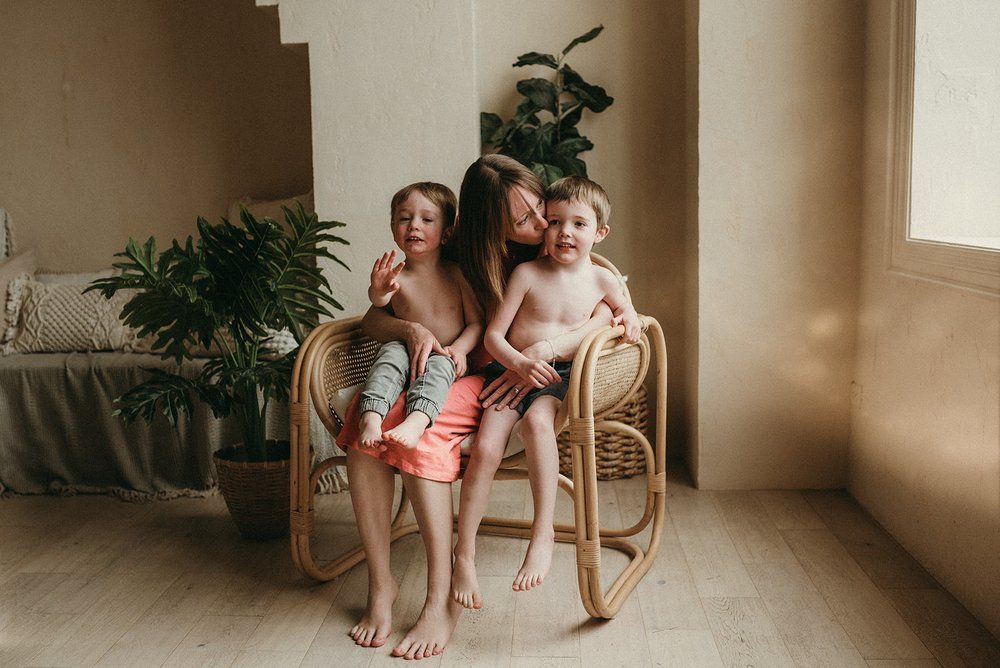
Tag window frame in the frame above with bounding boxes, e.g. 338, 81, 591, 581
887, 0, 1000, 296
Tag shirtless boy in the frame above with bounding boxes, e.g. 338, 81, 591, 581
357, 182, 482, 450
451, 175, 640, 609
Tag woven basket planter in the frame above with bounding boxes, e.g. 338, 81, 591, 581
557, 384, 648, 481
214, 441, 290, 540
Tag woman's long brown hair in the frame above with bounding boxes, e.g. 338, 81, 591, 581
450, 155, 545, 319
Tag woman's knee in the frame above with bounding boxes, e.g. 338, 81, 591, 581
470, 437, 507, 468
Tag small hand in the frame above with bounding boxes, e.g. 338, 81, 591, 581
444, 347, 467, 378
611, 306, 642, 344
514, 358, 561, 389
369, 250, 405, 305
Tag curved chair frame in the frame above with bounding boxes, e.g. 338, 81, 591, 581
289, 295, 667, 620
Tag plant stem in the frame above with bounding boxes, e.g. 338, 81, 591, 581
555, 54, 565, 143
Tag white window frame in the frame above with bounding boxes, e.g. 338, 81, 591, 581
887, 0, 1000, 297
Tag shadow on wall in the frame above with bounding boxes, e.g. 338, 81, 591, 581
619, 2, 689, 466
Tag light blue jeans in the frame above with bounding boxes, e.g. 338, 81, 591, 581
359, 340, 456, 424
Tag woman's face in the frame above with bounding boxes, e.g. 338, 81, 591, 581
505, 185, 547, 245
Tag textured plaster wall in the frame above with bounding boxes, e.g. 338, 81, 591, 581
852, 2, 1000, 639
263, 0, 478, 316
695, 1, 865, 488
0, 0, 313, 272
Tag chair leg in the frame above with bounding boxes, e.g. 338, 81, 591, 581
570, 319, 668, 619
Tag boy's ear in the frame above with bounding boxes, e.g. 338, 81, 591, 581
594, 224, 610, 243
442, 226, 454, 244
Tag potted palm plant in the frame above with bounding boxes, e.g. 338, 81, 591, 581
87, 202, 348, 539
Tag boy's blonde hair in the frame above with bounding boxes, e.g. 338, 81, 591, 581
546, 175, 611, 230
390, 182, 457, 229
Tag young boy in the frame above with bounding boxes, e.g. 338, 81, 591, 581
451, 175, 640, 609
357, 182, 483, 450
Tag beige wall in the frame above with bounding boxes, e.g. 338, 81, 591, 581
694, 1, 866, 488
852, 2, 1000, 639
474, 1, 690, 458
0, 0, 312, 272
265, 0, 478, 316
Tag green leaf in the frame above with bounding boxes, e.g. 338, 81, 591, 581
553, 136, 593, 157
558, 102, 585, 133
481, 112, 503, 146
514, 51, 558, 69
562, 65, 614, 112
516, 78, 559, 115
562, 25, 604, 56
549, 154, 588, 177
114, 369, 203, 426
531, 162, 564, 187
511, 98, 541, 126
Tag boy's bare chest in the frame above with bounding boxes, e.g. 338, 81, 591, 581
391, 270, 463, 323
521, 271, 603, 325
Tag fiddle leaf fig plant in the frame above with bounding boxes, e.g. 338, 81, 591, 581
85, 202, 348, 463
480, 25, 614, 186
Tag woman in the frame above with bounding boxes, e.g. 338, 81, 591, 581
340, 155, 612, 659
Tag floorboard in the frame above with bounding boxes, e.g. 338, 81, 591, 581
0, 469, 996, 667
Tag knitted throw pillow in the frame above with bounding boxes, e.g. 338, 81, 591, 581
2, 276, 138, 354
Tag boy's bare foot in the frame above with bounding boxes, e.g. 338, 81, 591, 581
451, 554, 483, 609
391, 597, 461, 660
381, 411, 430, 450
512, 533, 554, 592
359, 411, 385, 449
350, 577, 399, 648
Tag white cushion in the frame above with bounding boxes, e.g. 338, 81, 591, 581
2, 276, 138, 354
0, 250, 36, 337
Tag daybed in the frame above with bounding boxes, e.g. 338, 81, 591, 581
0, 197, 337, 499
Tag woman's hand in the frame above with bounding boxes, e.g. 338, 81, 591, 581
479, 351, 561, 410
405, 321, 447, 381
479, 368, 529, 409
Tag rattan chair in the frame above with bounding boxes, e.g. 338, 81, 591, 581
288, 256, 667, 619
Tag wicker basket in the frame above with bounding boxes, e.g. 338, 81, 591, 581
557, 384, 648, 480
214, 441, 290, 540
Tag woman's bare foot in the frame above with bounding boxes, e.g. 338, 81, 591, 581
451, 554, 483, 609
512, 533, 554, 592
359, 411, 385, 449
391, 597, 462, 659
349, 577, 399, 648
382, 411, 430, 450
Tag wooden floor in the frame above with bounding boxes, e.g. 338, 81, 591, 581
1, 469, 997, 667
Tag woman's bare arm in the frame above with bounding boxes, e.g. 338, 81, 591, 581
361, 305, 446, 381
